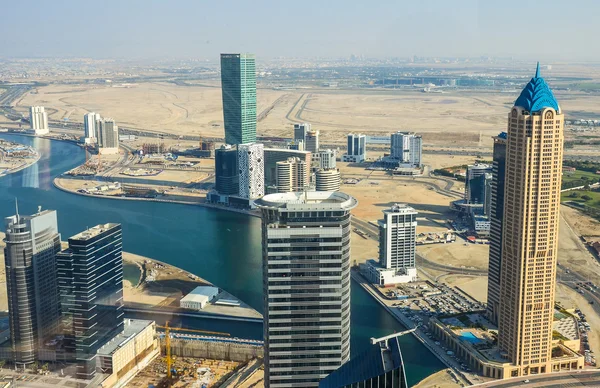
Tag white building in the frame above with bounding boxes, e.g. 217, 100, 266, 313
305, 130, 319, 153
369, 204, 418, 284
180, 286, 220, 310
98, 118, 120, 154
390, 131, 422, 167
276, 157, 308, 193
362, 259, 418, 286
315, 149, 337, 170
315, 168, 341, 192
238, 143, 265, 199
29, 106, 49, 135
83, 112, 102, 144
342, 133, 366, 162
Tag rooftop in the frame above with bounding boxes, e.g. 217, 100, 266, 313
70, 223, 120, 241
255, 191, 358, 211
383, 203, 417, 215
514, 62, 560, 113
181, 285, 220, 303
97, 319, 154, 356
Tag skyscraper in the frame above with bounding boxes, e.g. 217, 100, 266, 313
57, 223, 124, 379
4, 208, 61, 367
486, 132, 507, 325
294, 122, 311, 142
275, 157, 308, 193
315, 149, 337, 170
215, 145, 239, 195
390, 131, 422, 167
305, 130, 320, 153
497, 64, 564, 375
83, 112, 101, 144
263, 148, 311, 189
378, 204, 418, 281
256, 191, 357, 387
238, 143, 264, 199
29, 106, 49, 135
315, 168, 341, 192
97, 118, 119, 154
342, 133, 366, 162
221, 53, 257, 145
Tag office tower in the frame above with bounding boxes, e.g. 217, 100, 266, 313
83, 112, 101, 144
319, 334, 409, 388
276, 157, 308, 193
221, 53, 257, 145
29, 106, 49, 135
256, 191, 357, 387
294, 122, 311, 142
379, 204, 417, 278
215, 145, 239, 195
286, 140, 304, 151
342, 133, 366, 162
316, 168, 341, 192
465, 164, 492, 205
4, 209, 61, 367
57, 223, 124, 379
305, 130, 319, 153
238, 143, 265, 199
486, 132, 507, 325
498, 64, 564, 375
316, 149, 337, 170
97, 118, 119, 154
264, 148, 312, 188
390, 131, 422, 167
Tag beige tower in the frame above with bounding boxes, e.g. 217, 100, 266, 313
275, 157, 308, 193
498, 64, 564, 376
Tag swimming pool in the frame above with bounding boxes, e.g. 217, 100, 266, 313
460, 332, 482, 344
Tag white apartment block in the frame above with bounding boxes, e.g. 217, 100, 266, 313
29, 106, 49, 135
238, 143, 265, 199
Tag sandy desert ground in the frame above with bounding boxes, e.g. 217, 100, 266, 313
16, 81, 600, 150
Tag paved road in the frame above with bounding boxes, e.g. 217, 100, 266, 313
472, 370, 600, 387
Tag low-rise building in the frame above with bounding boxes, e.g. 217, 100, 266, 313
97, 319, 159, 388
361, 259, 418, 286
180, 286, 220, 310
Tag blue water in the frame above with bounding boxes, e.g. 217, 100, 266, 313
460, 332, 482, 344
0, 134, 444, 386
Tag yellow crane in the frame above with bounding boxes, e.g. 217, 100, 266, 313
157, 321, 230, 380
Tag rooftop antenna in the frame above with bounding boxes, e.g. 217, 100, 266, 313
15, 198, 19, 222
37, 205, 42, 214
535, 61, 540, 78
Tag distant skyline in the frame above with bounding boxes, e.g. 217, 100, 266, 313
2, 0, 599, 61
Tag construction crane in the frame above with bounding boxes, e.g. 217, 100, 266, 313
370, 328, 416, 345
157, 321, 230, 380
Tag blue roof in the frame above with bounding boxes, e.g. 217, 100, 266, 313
514, 62, 560, 113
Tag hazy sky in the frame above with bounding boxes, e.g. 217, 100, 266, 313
2, 0, 598, 61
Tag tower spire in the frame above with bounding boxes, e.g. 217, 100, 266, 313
535, 61, 540, 78
15, 198, 19, 222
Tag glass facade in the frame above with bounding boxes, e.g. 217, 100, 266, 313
57, 223, 124, 379
220, 53, 257, 145
215, 146, 239, 195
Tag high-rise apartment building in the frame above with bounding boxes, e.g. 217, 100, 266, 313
238, 143, 265, 200
305, 130, 320, 154
264, 148, 312, 189
57, 223, 124, 379
275, 157, 308, 193
4, 209, 61, 367
97, 118, 119, 154
286, 140, 304, 151
256, 191, 357, 387
497, 64, 564, 376
342, 133, 366, 162
390, 132, 422, 167
315, 169, 341, 192
486, 132, 507, 325
294, 123, 311, 142
215, 145, 239, 195
83, 112, 101, 144
379, 204, 417, 277
221, 53, 257, 145
29, 106, 49, 135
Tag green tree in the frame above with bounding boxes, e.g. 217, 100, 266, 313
570, 192, 579, 198
582, 195, 592, 201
